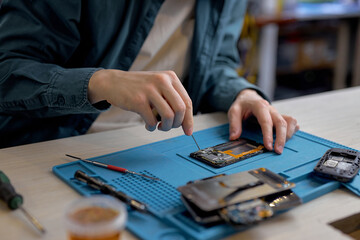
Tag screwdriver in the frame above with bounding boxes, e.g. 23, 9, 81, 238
153, 109, 201, 150
66, 154, 159, 181
74, 170, 150, 214
0, 170, 46, 234
191, 134, 201, 150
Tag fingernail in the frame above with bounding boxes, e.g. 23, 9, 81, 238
266, 141, 273, 150
145, 124, 156, 132
276, 145, 284, 154
230, 127, 238, 138
186, 127, 193, 136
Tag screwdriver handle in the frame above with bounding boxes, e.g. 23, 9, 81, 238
0, 170, 23, 210
107, 165, 127, 173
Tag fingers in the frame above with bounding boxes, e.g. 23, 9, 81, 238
255, 109, 300, 154
255, 108, 300, 154
166, 71, 193, 135
95, 70, 193, 134
141, 106, 159, 132
273, 114, 300, 154
151, 90, 176, 132
181, 103, 194, 136
252, 103, 274, 151
282, 115, 299, 140
229, 89, 299, 155
228, 92, 274, 150
228, 104, 243, 140
148, 71, 193, 135
270, 110, 287, 154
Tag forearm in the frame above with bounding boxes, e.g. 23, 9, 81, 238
0, 58, 103, 118
0, 0, 100, 117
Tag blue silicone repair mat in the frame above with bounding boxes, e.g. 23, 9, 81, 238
53, 124, 360, 240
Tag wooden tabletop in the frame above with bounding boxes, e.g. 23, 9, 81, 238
1, 87, 360, 240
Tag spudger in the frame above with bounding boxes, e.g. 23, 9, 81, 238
66, 154, 159, 181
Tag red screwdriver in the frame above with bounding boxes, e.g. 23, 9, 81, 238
65, 154, 159, 181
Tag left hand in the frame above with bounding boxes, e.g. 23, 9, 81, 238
227, 89, 299, 154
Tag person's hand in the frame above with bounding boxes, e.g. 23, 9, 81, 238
227, 89, 299, 154
88, 69, 193, 135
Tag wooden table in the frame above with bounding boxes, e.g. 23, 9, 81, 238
1, 87, 360, 240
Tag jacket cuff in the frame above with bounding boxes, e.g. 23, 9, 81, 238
47, 68, 109, 113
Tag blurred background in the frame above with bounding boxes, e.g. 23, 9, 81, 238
238, 0, 360, 100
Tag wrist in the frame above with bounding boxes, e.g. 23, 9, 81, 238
88, 69, 111, 104
235, 89, 270, 107
237, 89, 258, 99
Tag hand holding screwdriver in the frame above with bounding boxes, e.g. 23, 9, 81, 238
154, 110, 200, 150
0, 170, 46, 234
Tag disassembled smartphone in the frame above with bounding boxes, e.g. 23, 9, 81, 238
313, 148, 360, 182
178, 168, 301, 226
219, 198, 273, 225
190, 138, 266, 168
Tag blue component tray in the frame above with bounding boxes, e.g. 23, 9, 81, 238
53, 124, 360, 240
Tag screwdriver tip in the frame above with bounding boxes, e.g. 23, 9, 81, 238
19, 206, 46, 234
128, 171, 159, 181
191, 135, 201, 150
139, 173, 160, 181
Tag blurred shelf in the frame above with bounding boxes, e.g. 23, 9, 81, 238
277, 65, 335, 75
256, 2, 360, 26
256, 2, 360, 100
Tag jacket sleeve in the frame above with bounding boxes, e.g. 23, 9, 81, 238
0, 0, 103, 118
203, 0, 269, 113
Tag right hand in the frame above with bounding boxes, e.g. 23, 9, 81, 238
88, 69, 193, 135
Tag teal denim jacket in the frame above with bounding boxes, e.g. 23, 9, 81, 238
0, 0, 265, 148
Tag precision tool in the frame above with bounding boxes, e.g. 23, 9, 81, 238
0, 170, 46, 234
66, 154, 159, 181
74, 170, 150, 214
191, 134, 201, 150
154, 109, 201, 150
